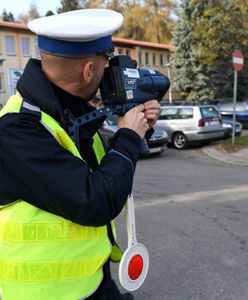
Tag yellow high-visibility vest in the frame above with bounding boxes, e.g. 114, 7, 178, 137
0, 93, 122, 300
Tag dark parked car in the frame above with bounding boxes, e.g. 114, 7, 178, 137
217, 101, 248, 128
221, 117, 243, 138
99, 114, 168, 156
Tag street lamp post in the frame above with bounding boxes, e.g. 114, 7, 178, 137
165, 63, 172, 103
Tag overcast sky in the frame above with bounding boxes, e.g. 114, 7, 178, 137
2, 0, 61, 18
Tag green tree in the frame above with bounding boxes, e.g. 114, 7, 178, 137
144, 0, 176, 43
170, 0, 211, 102
45, 10, 55, 16
118, 2, 148, 40
105, 0, 125, 14
2, 9, 15, 22
80, 0, 105, 8
171, 0, 248, 102
191, 0, 248, 100
117, 0, 175, 42
57, 0, 81, 13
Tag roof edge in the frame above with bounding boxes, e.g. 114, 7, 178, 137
0, 21, 174, 50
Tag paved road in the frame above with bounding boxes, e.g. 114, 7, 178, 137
111, 147, 248, 300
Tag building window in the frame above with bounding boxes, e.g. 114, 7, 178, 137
0, 61, 4, 92
160, 54, 164, 66
21, 37, 30, 56
152, 53, 156, 66
5, 35, 16, 55
0, 73, 3, 92
145, 52, 149, 65
35, 38, 40, 57
118, 48, 123, 55
126, 49, 130, 56
138, 51, 142, 65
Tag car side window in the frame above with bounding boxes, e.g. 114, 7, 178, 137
201, 107, 218, 118
178, 108, 193, 119
160, 108, 178, 120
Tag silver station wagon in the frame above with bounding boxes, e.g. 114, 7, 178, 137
157, 104, 225, 149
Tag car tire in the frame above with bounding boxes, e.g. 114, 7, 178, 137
173, 132, 188, 149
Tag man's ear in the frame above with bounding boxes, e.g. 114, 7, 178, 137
83, 60, 94, 85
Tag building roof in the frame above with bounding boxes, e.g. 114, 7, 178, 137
0, 20, 174, 50
0, 21, 27, 30
113, 37, 174, 50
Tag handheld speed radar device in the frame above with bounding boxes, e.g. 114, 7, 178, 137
64, 55, 170, 151
100, 55, 170, 109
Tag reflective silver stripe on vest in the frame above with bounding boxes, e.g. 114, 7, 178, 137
22, 100, 59, 144
22, 101, 41, 112
22, 101, 56, 139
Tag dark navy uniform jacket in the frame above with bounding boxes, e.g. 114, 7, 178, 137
0, 58, 142, 226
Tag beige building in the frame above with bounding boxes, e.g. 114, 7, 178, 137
0, 21, 174, 108
0, 21, 40, 107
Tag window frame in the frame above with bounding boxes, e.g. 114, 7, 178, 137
5, 35, 16, 55
35, 38, 40, 58
145, 52, 149, 65
160, 54, 164, 66
21, 37, 31, 57
138, 51, 142, 65
0, 72, 3, 92
152, 53, 157, 66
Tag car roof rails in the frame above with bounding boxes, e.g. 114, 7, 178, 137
161, 101, 205, 106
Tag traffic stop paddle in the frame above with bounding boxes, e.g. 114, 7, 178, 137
118, 194, 149, 291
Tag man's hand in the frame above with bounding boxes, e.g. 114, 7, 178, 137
117, 100, 161, 138
143, 100, 161, 129
117, 104, 149, 139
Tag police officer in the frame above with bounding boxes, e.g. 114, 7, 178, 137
0, 9, 160, 300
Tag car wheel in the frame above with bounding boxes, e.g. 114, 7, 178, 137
173, 132, 188, 149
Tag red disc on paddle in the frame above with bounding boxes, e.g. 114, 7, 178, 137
128, 254, 144, 280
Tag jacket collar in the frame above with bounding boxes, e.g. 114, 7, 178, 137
16, 58, 103, 133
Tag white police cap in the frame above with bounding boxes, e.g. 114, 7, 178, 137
28, 9, 123, 57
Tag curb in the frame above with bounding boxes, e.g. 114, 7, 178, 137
201, 145, 248, 167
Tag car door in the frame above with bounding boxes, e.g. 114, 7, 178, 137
157, 107, 178, 142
